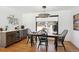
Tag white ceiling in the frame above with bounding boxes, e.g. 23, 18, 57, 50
8, 6, 79, 13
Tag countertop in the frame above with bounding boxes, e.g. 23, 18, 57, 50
0, 29, 25, 32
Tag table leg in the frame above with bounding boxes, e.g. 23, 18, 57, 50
46, 40, 48, 52
55, 37, 58, 51
27, 35, 29, 44
35, 36, 37, 43
31, 35, 33, 46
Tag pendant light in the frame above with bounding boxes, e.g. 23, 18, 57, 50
37, 6, 50, 18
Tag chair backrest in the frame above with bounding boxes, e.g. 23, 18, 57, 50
23, 29, 27, 37
38, 29, 48, 40
27, 28, 32, 34
26, 28, 32, 38
58, 30, 68, 42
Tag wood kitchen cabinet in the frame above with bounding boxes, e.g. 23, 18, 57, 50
0, 31, 20, 47
6, 31, 19, 46
0, 29, 27, 48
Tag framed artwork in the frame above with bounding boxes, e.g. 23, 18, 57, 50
73, 13, 79, 30
7, 15, 19, 25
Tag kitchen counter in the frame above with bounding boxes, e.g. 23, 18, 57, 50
0, 29, 25, 32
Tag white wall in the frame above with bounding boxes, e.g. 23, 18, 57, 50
22, 13, 37, 32
0, 7, 22, 31
58, 11, 73, 41
70, 7, 79, 48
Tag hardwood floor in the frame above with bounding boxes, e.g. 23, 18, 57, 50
0, 39, 79, 52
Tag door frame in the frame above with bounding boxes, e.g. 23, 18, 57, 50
35, 15, 59, 34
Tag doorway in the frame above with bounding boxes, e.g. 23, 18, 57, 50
36, 16, 58, 35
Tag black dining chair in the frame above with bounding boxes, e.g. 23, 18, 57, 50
38, 29, 48, 51
57, 30, 68, 51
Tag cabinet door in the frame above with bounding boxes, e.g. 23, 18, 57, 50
6, 32, 15, 46
15, 31, 20, 42
20, 30, 23, 39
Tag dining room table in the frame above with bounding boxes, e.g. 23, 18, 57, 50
28, 32, 58, 51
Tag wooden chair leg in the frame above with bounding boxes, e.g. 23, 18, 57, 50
38, 44, 39, 48
27, 37, 31, 44
27, 39, 28, 43
35, 36, 37, 43
26, 36, 29, 44
45, 41, 48, 51
62, 42, 66, 51
38, 42, 41, 48
46, 46, 48, 52
27, 38, 29, 44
